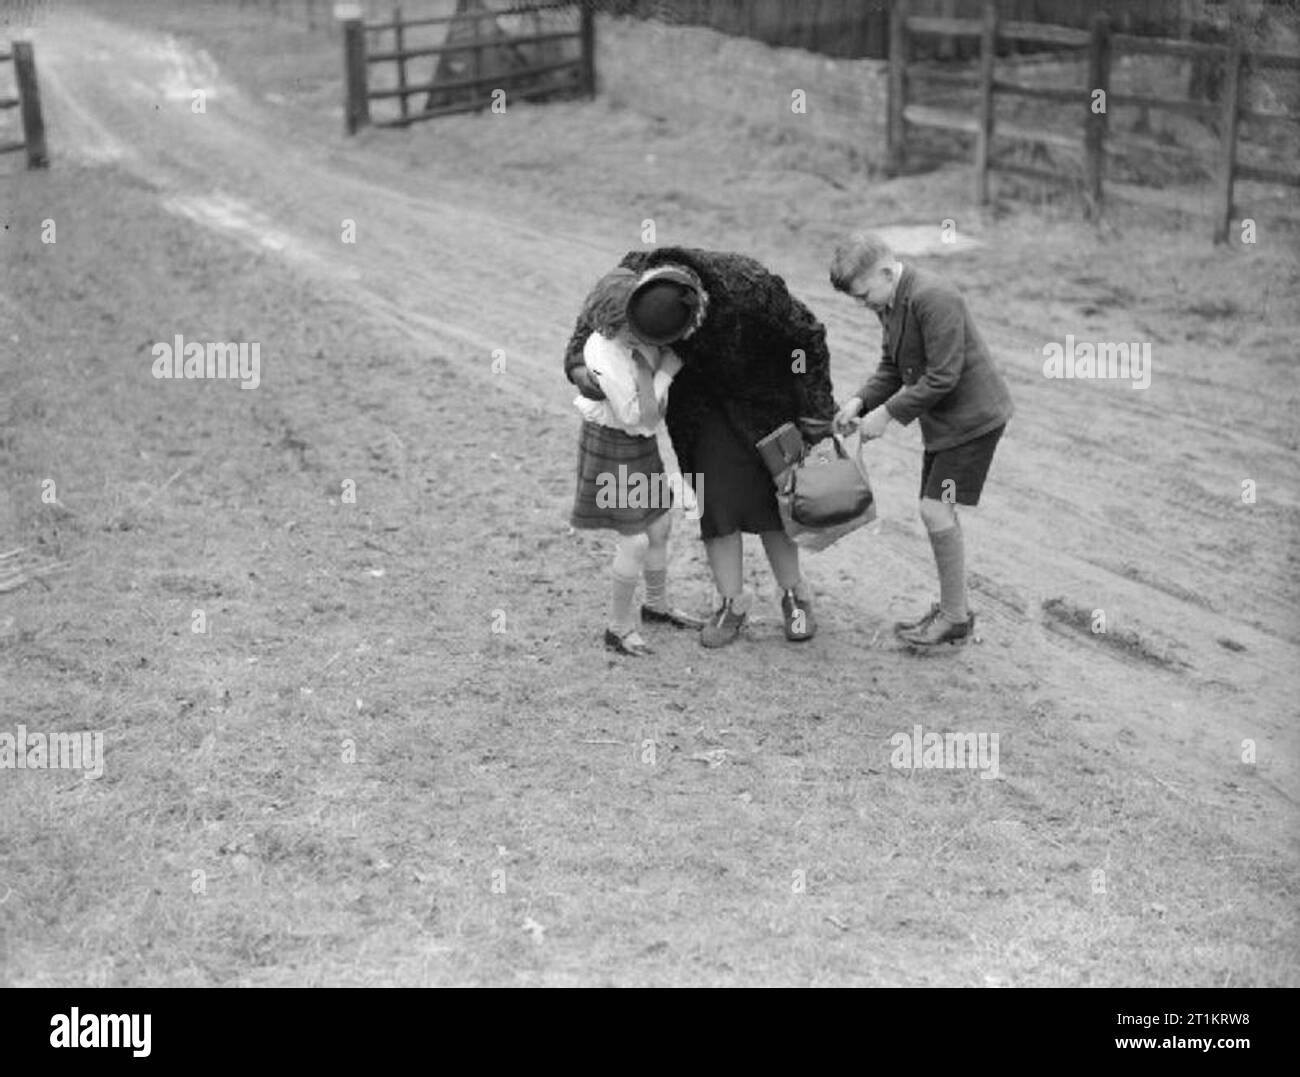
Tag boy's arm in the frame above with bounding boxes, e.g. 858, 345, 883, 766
855, 319, 903, 413
882, 290, 966, 424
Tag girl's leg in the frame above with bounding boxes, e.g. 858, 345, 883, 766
644, 511, 670, 572
642, 512, 670, 609
642, 512, 705, 627
610, 532, 650, 641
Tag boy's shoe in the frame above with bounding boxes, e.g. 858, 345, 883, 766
894, 602, 941, 636
700, 600, 747, 648
780, 589, 817, 642
604, 627, 654, 657
641, 604, 706, 630
899, 611, 975, 648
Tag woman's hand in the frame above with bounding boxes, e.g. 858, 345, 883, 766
570, 363, 606, 402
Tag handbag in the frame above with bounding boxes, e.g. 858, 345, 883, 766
789, 435, 873, 527
771, 432, 876, 552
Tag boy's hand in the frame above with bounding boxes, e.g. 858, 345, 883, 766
859, 406, 893, 440
834, 396, 863, 434
570, 363, 606, 401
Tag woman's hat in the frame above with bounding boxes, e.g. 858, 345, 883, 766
626, 266, 706, 345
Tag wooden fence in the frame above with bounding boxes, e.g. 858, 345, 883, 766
887, 0, 1300, 241
0, 40, 48, 169
343, 1, 594, 132
609, 0, 1226, 62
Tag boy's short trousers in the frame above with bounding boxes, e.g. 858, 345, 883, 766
919, 424, 1005, 506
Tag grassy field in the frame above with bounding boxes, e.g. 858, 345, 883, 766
0, 0, 1297, 986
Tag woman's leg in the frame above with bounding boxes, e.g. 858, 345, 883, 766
704, 532, 743, 601
762, 529, 815, 640
760, 529, 808, 596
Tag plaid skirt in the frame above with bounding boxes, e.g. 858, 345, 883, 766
570, 421, 671, 535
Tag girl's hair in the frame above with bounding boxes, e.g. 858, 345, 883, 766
581, 268, 638, 337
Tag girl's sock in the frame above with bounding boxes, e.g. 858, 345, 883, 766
609, 568, 641, 635
643, 567, 668, 610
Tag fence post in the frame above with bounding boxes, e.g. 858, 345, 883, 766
580, 3, 596, 97
1084, 12, 1110, 215
1213, 37, 1243, 244
13, 41, 47, 169
342, 12, 370, 134
394, 5, 407, 124
886, 0, 908, 174
471, 10, 482, 107
973, 0, 997, 203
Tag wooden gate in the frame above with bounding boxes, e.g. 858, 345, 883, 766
343, 0, 595, 132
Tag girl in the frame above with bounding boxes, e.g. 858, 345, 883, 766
569, 269, 704, 656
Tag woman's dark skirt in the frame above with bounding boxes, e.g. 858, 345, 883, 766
570, 420, 670, 535
693, 407, 783, 540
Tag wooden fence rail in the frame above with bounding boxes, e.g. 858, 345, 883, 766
887, 0, 1299, 242
0, 40, 48, 169
343, 1, 594, 133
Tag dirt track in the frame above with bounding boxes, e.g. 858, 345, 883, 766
1, 2, 1297, 986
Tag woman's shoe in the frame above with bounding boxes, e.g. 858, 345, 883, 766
641, 604, 706, 630
780, 589, 816, 641
700, 600, 747, 648
604, 627, 654, 657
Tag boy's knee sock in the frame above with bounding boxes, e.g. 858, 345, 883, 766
609, 568, 641, 634
927, 522, 967, 622
643, 567, 667, 610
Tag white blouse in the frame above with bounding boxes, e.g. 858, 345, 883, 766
574, 332, 683, 437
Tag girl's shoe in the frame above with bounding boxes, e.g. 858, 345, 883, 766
641, 604, 706, 630
700, 600, 747, 648
604, 627, 654, 657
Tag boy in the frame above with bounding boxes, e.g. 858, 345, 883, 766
830, 233, 1013, 647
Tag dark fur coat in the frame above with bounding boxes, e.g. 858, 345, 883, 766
563, 247, 836, 476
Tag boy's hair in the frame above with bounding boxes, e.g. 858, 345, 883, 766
829, 232, 896, 293
581, 268, 638, 337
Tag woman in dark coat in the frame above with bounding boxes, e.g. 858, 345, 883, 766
564, 247, 837, 647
